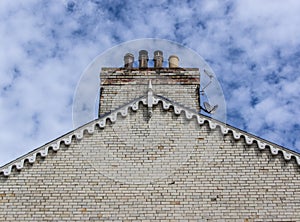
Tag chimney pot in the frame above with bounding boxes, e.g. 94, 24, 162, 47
124, 53, 134, 68
153, 50, 163, 68
139, 50, 149, 68
168, 55, 179, 68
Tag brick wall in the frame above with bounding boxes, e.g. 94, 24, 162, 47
1, 104, 300, 221
99, 68, 200, 115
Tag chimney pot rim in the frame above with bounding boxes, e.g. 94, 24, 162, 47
168, 55, 179, 60
139, 50, 148, 55
124, 53, 134, 58
154, 50, 163, 55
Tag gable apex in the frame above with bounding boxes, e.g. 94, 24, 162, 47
1, 88, 299, 177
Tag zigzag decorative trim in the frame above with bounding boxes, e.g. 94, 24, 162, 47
1, 93, 300, 176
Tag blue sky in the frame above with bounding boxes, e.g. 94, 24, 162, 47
0, 0, 300, 165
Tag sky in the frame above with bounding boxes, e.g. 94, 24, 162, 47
0, 0, 300, 166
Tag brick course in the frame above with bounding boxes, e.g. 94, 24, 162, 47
1, 104, 300, 221
1, 68, 300, 221
99, 68, 200, 115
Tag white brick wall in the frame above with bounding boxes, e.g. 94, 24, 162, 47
99, 68, 200, 115
1, 104, 300, 221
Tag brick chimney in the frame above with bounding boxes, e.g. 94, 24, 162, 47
99, 50, 200, 116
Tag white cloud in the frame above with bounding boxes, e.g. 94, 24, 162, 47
0, 0, 300, 165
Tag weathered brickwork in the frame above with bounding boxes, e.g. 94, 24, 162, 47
99, 68, 200, 115
1, 104, 300, 221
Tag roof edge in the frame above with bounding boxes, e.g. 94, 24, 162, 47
1, 93, 300, 176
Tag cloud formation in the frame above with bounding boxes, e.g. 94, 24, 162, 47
0, 0, 300, 165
